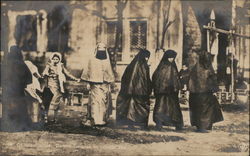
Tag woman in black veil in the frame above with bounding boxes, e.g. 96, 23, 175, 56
116, 49, 152, 130
188, 50, 223, 133
152, 50, 183, 131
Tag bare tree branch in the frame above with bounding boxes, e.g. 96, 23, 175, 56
160, 0, 174, 49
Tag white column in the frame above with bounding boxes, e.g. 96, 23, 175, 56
122, 0, 130, 62
36, 10, 47, 53
8, 11, 17, 50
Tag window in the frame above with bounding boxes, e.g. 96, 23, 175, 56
47, 5, 70, 52
15, 15, 37, 51
130, 21, 147, 52
106, 21, 122, 61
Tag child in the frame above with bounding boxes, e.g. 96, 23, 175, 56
179, 64, 189, 105
42, 52, 80, 122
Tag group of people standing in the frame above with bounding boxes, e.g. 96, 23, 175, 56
2, 43, 223, 133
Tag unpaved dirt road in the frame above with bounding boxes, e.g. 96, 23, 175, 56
0, 102, 249, 156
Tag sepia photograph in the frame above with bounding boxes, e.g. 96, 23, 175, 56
0, 0, 249, 155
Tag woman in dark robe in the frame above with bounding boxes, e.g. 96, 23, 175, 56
1, 45, 33, 132
188, 50, 223, 133
116, 49, 152, 129
152, 50, 183, 131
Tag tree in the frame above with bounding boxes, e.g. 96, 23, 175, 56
111, 0, 128, 80
158, 0, 176, 49
114, 0, 128, 52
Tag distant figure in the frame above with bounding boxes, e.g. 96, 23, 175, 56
81, 43, 115, 126
42, 52, 80, 123
152, 50, 183, 131
179, 64, 189, 91
179, 64, 190, 105
116, 49, 152, 130
188, 50, 223, 133
225, 53, 238, 92
2, 45, 32, 132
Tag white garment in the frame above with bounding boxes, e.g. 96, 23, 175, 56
24, 61, 42, 103
81, 44, 114, 83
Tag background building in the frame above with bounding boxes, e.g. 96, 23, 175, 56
1, 0, 249, 83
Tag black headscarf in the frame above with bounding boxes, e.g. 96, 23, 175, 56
162, 49, 177, 59
96, 50, 107, 60
152, 50, 181, 94
199, 50, 213, 69
119, 49, 152, 96
188, 50, 218, 93
7, 45, 23, 61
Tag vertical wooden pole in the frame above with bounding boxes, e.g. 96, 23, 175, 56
207, 23, 210, 52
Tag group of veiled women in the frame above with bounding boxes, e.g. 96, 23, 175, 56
2, 43, 223, 133
116, 48, 223, 133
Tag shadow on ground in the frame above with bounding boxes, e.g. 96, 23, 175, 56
44, 124, 186, 144
221, 103, 249, 112
213, 122, 249, 135
218, 142, 249, 153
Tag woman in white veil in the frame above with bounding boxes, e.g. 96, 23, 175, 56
81, 43, 115, 126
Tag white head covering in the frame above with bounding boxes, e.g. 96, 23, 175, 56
45, 52, 66, 83
49, 52, 62, 63
81, 43, 114, 83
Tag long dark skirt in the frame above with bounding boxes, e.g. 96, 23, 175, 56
1, 96, 33, 132
153, 93, 183, 127
116, 93, 150, 126
189, 93, 224, 130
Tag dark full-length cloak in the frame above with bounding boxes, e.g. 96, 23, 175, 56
188, 51, 223, 130
116, 50, 152, 125
152, 53, 183, 126
2, 46, 33, 132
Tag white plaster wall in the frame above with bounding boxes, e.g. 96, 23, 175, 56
67, 4, 98, 72
164, 0, 183, 70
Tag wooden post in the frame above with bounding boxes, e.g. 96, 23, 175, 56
122, 0, 130, 62
208, 10, 219, 73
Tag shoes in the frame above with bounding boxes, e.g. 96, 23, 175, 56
155, 124, 163, 131
175, 125, 183, 131
127, 125, 137, 131
82, 119, 96, 127
196, 129, 209, 133
140, 125, 149, 131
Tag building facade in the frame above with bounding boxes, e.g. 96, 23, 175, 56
1, 0, 249, 83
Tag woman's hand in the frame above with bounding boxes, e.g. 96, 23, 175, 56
76, 78, 81, 83
86, 83, 90, 90
60, 88, 65, 93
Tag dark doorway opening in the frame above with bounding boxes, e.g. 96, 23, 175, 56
15, 15, 37, 51
183, 0, 232, 84
47, 5, 70, 52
